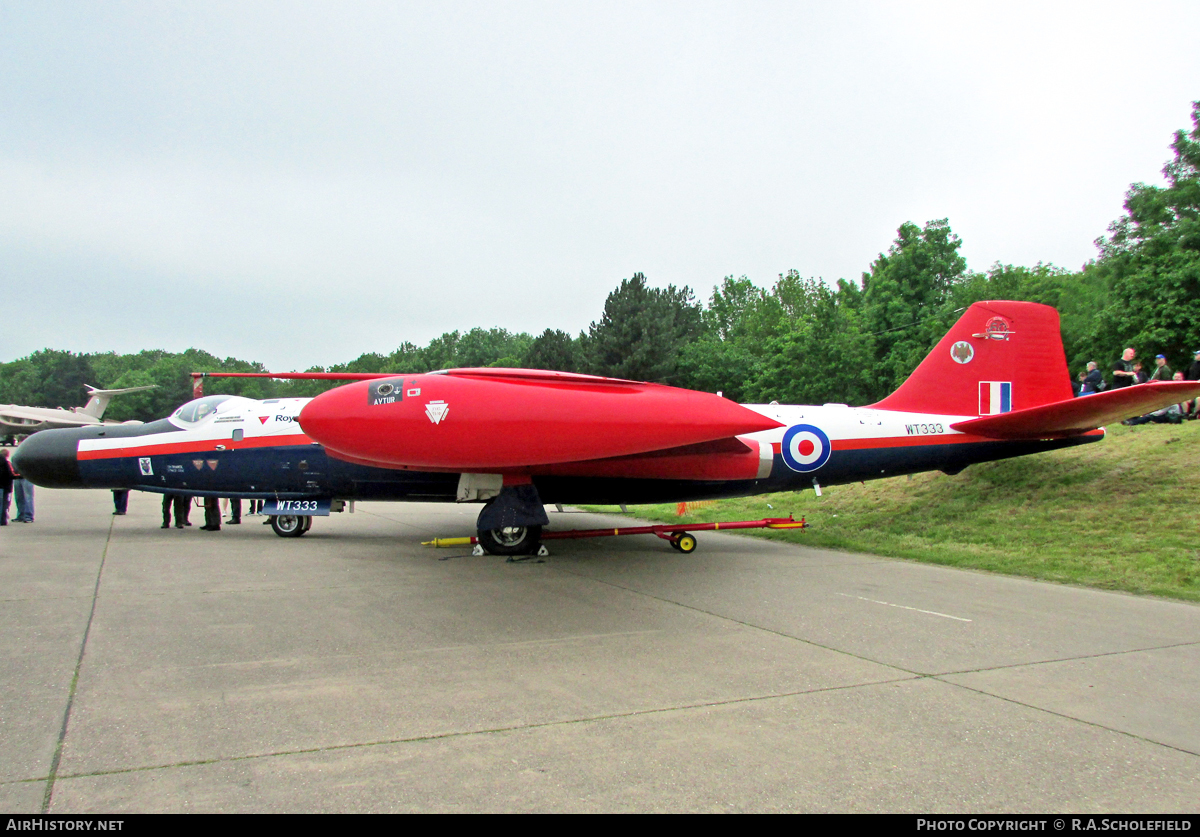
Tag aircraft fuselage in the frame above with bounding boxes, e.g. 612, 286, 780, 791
13, 394, 1102, 506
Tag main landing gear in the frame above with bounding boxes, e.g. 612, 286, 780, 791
475, 484, 549, 556
477, 525, 543, 556
271, 514, 313, 538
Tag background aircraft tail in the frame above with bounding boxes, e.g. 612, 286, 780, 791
76, 384, 157, 419
871, 301, 1072, 417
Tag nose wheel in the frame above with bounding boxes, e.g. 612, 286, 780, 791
271, 514, 312, 537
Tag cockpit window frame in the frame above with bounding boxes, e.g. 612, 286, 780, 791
172, 395, 236, 424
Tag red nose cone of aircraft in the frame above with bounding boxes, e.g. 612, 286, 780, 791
299, 369, 782, 471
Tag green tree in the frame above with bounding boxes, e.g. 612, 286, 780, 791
583, 273, 703, 382
454, 328, 532, 368
748, 280, 874, 405
99, 369, 161, 421
278, 367, 343, 399
422, 331, 461, 371
0, 350, 96, 409
948, 262, 1105, 371
334, 353, 388, 374
674, 276, 778, 400
1090, 101, 1200, 372
676, 336, 758, 401
0, 357, 39, 406
385, 342, 428, 373
861, 219, 969, 399
523, 329, 581, 372
101, 349, 280, 421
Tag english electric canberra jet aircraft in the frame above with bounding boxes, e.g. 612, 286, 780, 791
14, 302, 1200, 553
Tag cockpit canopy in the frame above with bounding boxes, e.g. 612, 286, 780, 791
172, 395, 235, 424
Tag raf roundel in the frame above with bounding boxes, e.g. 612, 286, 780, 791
781, 424, 832, 473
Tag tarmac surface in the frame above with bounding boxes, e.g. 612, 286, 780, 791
1, 488, 1199, 813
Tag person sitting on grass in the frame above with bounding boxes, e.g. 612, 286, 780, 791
1171, 371, 1195, 419
1125, 375, 1186, 425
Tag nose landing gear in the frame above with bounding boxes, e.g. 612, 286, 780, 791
270, 514, 312, 537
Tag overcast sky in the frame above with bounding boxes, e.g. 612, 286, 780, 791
2, 1, 1198, 370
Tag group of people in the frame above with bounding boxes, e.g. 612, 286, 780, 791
5, 473, 267, 530
158, 493, 265, 531
1076, 347, 1200, 424
0, 449, 34, 525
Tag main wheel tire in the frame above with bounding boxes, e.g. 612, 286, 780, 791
271, 514, 307, 538
300, 515, 313, 533
477, 525, 542, 556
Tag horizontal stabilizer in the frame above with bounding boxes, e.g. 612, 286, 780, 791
83, 385, 157, 395
950, 382, 1200, 439
78, 384, 158, 419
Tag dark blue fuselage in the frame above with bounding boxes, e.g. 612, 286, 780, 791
14, 417, 1101, 506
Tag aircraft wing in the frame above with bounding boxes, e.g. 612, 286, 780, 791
950, 382, 1200, 439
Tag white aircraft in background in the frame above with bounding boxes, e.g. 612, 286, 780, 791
0, 385, 155, 436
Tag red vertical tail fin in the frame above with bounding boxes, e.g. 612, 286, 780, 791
871, 301, 1073, 416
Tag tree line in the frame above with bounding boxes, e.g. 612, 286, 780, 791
3, 101, 1197, 423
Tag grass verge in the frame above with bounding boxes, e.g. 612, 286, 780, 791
584, 422, 1200, 602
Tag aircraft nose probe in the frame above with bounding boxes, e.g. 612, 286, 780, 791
10, 428, 86, 488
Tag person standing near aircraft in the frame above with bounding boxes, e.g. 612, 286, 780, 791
0, 450, 13, 525
161, 493, 190, 529
1150, 354, 1173, 382
201, 496, 221, 531
12, 460, 33, 522
1080, 362, 1104, 394
1112, 348, 1138, 388
227, 497, 241, 525
112, 489, 129, 515
1187, 350, 1200, 382
1186, 350, 1200, 418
